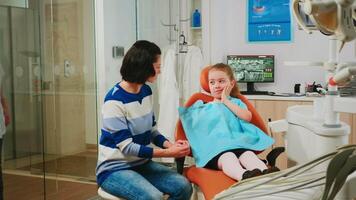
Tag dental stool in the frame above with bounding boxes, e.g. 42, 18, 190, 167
98, 187, 122, 200
98, 187, 170, 200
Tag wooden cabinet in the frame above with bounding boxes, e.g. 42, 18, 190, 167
249, 98, 356, 170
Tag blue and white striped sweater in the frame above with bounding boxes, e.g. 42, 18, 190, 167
96, 83, 167, 186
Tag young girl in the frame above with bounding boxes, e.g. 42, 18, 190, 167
179, 63, 277, 181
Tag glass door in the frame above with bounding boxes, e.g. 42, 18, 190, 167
0, 1, 45, 199
1, 0, 180, 199
1, 0, 98, 199
41, 0, 98, 198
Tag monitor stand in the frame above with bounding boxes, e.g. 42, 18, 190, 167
240, 82, 269, 95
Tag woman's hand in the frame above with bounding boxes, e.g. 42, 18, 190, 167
154, 140, 190, 158
167, 140, 190, 158
175, 140, 189, 147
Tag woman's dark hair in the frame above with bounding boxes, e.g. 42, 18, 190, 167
120, 40, 161, 84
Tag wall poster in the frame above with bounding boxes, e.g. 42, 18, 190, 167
248, 0, 291, 42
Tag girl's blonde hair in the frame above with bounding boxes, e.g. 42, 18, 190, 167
209, 63, 240, 98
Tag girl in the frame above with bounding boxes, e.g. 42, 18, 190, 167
96, 40, 192, 200
179, 63, 277, 181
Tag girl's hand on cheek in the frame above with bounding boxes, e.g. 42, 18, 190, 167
221, 85, 232, 103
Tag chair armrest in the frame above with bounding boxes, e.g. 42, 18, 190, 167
175, 157, 185, 174
268, 119, 288, 133
267, 147, 285, 167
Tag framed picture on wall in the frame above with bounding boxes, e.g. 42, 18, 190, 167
247, 0, 292, 42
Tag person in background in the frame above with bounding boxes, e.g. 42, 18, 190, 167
96, 40, 192, 200
0, 64, 10, 199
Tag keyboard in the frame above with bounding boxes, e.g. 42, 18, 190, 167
272, 93, 305, 97
240, 91, 270, 95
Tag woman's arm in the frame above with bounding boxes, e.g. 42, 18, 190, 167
163, 140, 173, 148
102, 102, 190, 159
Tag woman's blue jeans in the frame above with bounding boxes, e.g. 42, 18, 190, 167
101, 161, 192, 200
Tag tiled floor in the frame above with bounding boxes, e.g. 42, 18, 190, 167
6, 150, 97, 182
3, 149, 199, 199
3, 173, 98, 200
3, 149, 98, 199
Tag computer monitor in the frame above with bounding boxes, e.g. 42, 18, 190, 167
227, 55, 274, 94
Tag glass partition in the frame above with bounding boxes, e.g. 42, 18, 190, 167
1, 0, 98, 199
1, 0, 180, 199
0, 2, 45, 199
41, 0, 98, 198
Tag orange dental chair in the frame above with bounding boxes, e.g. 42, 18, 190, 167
175, 66, 284, 200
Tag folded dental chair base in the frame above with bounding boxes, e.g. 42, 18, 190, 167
177, 147, 284, 200
214, 145, 356, 200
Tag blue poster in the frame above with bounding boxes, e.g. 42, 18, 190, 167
248, 0, 291, 42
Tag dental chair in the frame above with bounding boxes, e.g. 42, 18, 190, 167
175, 66, 284, 200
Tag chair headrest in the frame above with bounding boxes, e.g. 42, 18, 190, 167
200, 66, 211, 93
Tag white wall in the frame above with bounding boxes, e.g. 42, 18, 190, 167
103, 0, 136, 91
102, 0, 174, 91
202, 0, 355, 93
137, 0, 174, 48
94, 0, 136, 144
136, 0, 177, 115
96, 0, 176, 134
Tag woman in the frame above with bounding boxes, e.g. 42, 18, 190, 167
96, 40, 192, 200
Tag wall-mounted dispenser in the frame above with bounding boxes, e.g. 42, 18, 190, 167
112, 46, 124, 59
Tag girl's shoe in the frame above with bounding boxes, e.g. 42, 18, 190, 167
262, 166, 280, 175
242, 169, 262, 180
